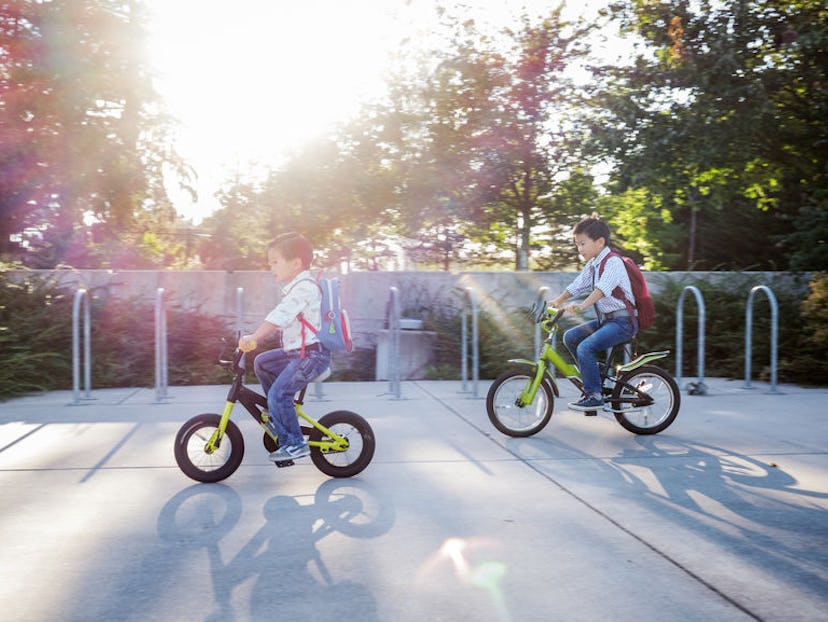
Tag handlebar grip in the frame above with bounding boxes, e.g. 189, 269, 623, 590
239, 338, 257, 353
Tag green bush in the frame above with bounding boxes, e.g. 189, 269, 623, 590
420, 289, 534, 380
0, 273, 234, 400
639, 273, 818, 384
780, 272, 828, 383
0, 274, 73, 396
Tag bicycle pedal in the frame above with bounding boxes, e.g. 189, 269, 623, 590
274, 460, 295, 468
601, 405, 635, 414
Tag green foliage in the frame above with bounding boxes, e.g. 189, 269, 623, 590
0, 273, 233, 400
421, 299, 534, 381
88, 295, 233, 388
781, 272, 828, 382
0, 274, 73, 396
0, 0, 188, 269
593, 0, 828, 270
638, 272, 817, 384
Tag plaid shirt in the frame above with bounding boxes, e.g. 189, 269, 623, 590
565, 247, 634, 314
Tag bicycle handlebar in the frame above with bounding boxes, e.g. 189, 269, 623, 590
539, 305, 565, 332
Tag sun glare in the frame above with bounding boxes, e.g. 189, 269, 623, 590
145, 1, 605, 221
147, 0, 421, 219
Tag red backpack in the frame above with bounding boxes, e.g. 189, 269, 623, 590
598, 250, 655, 330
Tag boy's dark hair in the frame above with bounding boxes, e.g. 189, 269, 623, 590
267, 232, 314, 269
573, 215, 611, 247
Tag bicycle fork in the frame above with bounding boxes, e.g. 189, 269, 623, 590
203, 401, 236, 454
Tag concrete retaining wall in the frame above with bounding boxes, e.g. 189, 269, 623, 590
3, 267, 801, 327
2, 267, 804, 357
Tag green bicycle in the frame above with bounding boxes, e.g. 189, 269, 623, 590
174, 340, 375, 482
486, 291, 680, 437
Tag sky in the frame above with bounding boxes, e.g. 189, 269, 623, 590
145, 1, 615, 223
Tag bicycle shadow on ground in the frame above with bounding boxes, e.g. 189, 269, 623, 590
155, 478, 395, 621
516, 433, 828, 605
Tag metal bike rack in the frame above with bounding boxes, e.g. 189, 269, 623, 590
744, 285, 779, 393
388, 286, 402, 399
155, 287, 170, 402
235, 287, 244, 336
460, 287, 480, 398
72, 289, 93, 404
676, 285, 707, 395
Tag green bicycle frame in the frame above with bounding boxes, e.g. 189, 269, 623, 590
508, 316, 670, 408
508, 341, 580, 408
203, 398, 350, 455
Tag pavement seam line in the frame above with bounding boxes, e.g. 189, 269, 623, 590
413, 381, 765, 622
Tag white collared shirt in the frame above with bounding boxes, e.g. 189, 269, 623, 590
566, 247, 635, 314
264, 271, 322, 351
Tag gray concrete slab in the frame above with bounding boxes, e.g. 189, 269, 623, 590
1, 378, 826, 622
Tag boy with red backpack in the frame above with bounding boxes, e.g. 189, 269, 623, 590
548, 216, 652, 412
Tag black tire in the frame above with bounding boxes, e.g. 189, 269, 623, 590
174, 414, 245, 483
610, 365, 681, 435
486, 370, 555, 437
309, 410, 375, 478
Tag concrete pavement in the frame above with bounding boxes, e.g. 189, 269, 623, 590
1, 377, 827, 621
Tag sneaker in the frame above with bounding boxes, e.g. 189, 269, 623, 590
269, 442, 310, 462
568, 395, 604, 411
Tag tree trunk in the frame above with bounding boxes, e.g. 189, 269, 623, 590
687, 192, 698, 269
516, 208, 531, 271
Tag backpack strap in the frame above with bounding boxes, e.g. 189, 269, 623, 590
285, 277, 322, 359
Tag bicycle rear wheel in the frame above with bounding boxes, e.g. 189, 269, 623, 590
610, 365, 680, 435
174, 414, 245, 483
309, 410, 375, 478
486, 370, 554, 437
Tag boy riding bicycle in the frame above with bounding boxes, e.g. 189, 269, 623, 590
239, 233, 330, 461
547, 216, 638, 412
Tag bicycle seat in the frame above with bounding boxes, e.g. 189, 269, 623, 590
310, 367, 331, 384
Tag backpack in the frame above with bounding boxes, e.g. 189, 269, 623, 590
598, 250, 655, 330
298, 277, 353, 354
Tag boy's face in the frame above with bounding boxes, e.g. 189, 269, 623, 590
267, 248, 303, 283
574, 233, 605, 262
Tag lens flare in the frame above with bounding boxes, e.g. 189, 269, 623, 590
418, 537, 511, 621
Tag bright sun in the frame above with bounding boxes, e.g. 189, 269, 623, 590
147, 0, 421, 220
145, 0, 596, 222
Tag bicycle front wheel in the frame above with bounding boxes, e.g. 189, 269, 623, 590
610, 365, 680, 435
309, 410, 375, 478
174, 414, 245, 483
486, 370, 554, 437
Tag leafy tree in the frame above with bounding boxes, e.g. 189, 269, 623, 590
0, 0, 187, 268
591, 0, 828, 270
388, 9, 596, 270
197, 6, 600, 272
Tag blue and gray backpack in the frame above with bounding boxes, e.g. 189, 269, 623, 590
298, 277, 353, 353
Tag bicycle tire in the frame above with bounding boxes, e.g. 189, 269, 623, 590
486, 370, 555, 437
610, 365, 681, 435
174, 413, 245, 483
309, 410, 375, 478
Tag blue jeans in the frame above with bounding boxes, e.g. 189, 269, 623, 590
253, 347, 331, 446
563, 317, 637, 396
